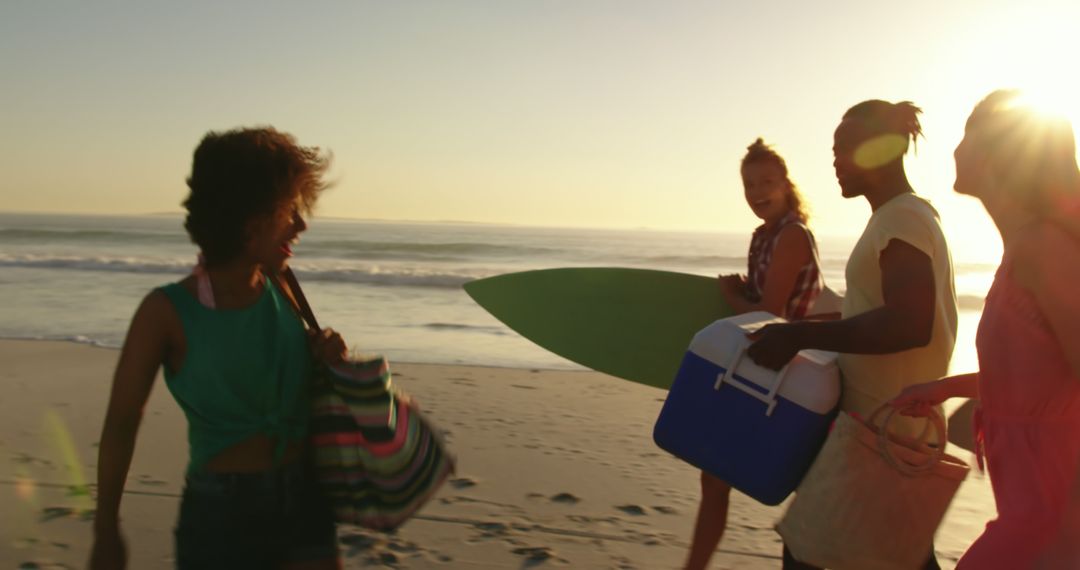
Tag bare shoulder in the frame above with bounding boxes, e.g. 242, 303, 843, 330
130, 286, 184, 342
777, 223, 811, 243
1011, 222, 1080, 291
138, 287, 176, 319
774, 223, 812, 254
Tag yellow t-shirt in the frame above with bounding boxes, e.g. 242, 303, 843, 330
839, 193, 958, 436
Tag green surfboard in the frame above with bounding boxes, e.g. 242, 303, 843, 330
464, 268, 733, 389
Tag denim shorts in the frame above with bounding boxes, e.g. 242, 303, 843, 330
175, 461, 338, 569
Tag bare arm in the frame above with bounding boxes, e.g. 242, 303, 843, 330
889, 372, 979, 417
931, 372, 980, 398
721, 225, 813, 317
91, 290, 173, 568
747, 238, 936, 369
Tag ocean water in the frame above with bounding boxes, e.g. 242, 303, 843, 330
0, 212, 993, 373
0, 212, 1001, 563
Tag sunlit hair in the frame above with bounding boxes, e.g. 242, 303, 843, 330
741, 138, 810, 223
842, 100, 923, 169
965, 89, 1080, 220
183, 127, 332, 266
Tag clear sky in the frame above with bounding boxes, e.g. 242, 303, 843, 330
2, 0, 1078, 258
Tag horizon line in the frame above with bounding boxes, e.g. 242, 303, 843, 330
0, 208, 863, 239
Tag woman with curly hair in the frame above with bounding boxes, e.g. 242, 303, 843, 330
90, 127, 347, 569
684, 138, 824, 570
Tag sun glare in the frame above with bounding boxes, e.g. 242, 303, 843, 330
923, 3, 1080, 277
959, 5, 1080, 129
1013, 86, 1080, 129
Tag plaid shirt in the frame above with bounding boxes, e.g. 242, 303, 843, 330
745, 211, 823, 320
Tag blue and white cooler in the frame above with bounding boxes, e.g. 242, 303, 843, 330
653, 311, 840, 505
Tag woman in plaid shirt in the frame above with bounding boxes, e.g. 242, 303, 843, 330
684, 138, 824, 570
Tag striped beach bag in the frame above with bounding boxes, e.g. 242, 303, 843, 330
281, 269, 455, 530
309, 358, 454, 530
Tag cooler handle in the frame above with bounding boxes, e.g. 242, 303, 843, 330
713, 347, 792, 417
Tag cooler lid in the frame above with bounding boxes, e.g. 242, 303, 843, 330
688, 312, 840, 414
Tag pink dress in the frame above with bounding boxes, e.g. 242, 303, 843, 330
958, 228, 1080, 568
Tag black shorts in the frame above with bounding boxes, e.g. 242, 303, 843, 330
175, 461, 338, 569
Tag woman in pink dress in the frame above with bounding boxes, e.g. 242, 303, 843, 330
891, 90, 1080, 568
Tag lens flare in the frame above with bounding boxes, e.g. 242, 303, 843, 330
853, 134, 909, 170
14, 476, 36, 502
993, 69, 1080, 134
44, 409, 93, 514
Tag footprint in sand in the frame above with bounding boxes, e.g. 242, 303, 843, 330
474, 521, 510, 535
651, 506, 679, 515
339, 529, 425, 565
467, 521, 515, 543
450, 477, 478, 489
512, 546, 555, 563
386, 541, 421, 554
338, 532, 382, 553
615, 504, 647, 516
550, 492, 581, 505
40, 507, 76, 522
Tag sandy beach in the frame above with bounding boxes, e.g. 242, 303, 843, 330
1, 339, 996, 569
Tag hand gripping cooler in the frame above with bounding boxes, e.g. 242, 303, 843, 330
653, 312, 841, 505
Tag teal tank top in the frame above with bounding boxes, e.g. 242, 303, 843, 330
160, 279, 312, 474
